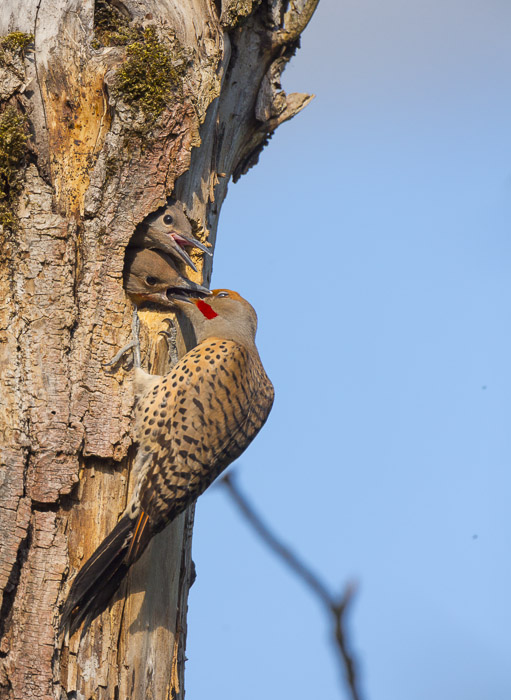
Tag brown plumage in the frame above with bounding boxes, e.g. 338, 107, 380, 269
130, 199, 212, 272
124, 247, 210, 306
60, 289, 274, 637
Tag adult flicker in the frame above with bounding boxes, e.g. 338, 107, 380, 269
60, 290, 274, 637
130, 199, 212, 272
124, 247, 211, 307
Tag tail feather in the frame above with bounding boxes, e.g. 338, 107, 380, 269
60, 512, 151, 638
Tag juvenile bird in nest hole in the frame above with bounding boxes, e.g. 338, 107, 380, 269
130, 199, 212, 272
60, 289, 274, 637
124, 247, 211, 307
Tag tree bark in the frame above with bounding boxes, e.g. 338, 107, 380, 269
0, 1, 318, 698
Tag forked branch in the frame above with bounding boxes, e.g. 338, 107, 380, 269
221, 472, 364, 700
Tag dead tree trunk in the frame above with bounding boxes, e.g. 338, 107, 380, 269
0, 1, 317, 697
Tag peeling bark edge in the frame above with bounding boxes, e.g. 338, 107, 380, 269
0, 522, 32, 653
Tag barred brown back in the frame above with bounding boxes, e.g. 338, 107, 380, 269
133, 336, 274, 531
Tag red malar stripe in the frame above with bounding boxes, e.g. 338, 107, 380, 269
196, 300, 218, 319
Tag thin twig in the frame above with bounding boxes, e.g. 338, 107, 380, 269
221, 472, 363, 700
332, 585, 360, 700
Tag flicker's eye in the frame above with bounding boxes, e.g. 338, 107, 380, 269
216, 292, 229, 298
163, 214, 174, 226
146, 276, 158, 286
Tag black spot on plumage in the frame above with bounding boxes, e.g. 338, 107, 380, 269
175, 470, 190, 479
196, 412, 207, 427
217, 378, 231, 401
193, 398, 204, 412
214, 397, 231, 428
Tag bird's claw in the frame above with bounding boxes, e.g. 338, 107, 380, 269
103, 340, 137, 368
159, 318, 179, 365
158, 318, 177, 340
103, 309, 141, 370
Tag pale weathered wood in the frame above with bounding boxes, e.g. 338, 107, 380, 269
0, 1, 318, 697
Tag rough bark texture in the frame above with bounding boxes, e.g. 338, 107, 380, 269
0, 1, 318, 698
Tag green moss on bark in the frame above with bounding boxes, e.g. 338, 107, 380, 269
0, 32, 34, 66
114, 27, 187, 120
220, 0, 262, 29
93, 0, 138, 48
0, 106, 28, 231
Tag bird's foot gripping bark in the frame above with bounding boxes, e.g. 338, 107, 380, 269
159, 318, 179, 366
103, 308, 141, 369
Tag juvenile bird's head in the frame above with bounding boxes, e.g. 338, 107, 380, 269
130, 199, 212, 272
124, 248, 210, 307
169, 289, 259, 347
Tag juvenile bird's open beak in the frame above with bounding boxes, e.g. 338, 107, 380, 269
135, 284, 211, 307
165, 284, 211, 305
174, 233, 213, 256
167, 293, 194, 304
170, 233, 212, 272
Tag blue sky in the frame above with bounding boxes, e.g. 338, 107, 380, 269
186, 2, 511, 698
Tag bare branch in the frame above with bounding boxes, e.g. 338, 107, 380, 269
221, 472, 364, 700
332, 585, 361, 700
222, 472, 332, 607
